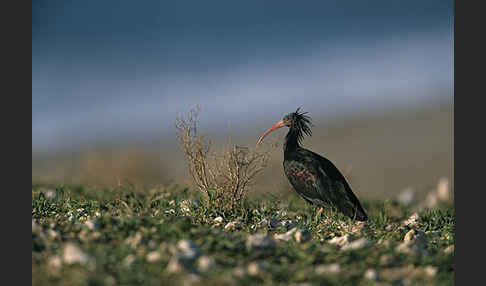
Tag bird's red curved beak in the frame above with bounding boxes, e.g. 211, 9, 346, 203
257, 120, 284, 145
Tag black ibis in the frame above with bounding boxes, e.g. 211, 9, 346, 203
257, 108, 368, 221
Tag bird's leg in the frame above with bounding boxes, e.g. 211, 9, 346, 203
316, 207, 324, 217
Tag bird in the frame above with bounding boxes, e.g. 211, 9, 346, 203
257, 108, 368, 221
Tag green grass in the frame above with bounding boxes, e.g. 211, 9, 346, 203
32, 184, 454, 286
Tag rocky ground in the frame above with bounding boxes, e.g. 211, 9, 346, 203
32, 181, 454, 285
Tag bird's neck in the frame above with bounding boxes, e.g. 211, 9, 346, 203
284, 128, 301, 156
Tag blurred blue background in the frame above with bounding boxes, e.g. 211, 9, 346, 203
32, 1, 453, 197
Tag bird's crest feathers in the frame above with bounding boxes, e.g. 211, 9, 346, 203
288, 107, 313, 145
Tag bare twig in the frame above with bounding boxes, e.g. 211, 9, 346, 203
175, 106, 275, 211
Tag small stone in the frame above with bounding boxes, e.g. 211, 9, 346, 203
274, 228, 297, 242
166, 258, 184, 273
315, 263, 341, 275
328, 234, 356, 247
32, 220, 41, 233
396, 229, 428, 255
424, 265, 438, 277
177, 240, 200, 260
246, 234, 276, 250
45, 189, 56, 199
146, 251, 161, 262
224, 221, 243, 231
397, 188, 415, 206
444, 245, 454, 254
48, 255, 62, 269
63, 243, 89, 265
341, 238, 372, 251
232, 267, 246, 278
196, 256, 214, 272
437, 177, 451, 202
404, 229, 427, 246
294, 228, 312, 243
84, 220, 95, 230
364, 269, 378, 281
47, 229, 59, 240
213, 216, 223, 224
247, 262, 269, 276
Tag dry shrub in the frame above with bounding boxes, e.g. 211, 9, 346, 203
175, 106, 275, 211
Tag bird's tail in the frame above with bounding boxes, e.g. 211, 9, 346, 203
354, 207, 368, 221
339, 202, 368, 221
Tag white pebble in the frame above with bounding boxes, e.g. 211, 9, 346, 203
315, 263, 341, 275
48, 255, 62, 269
246, 234, 276, 250
224, 221, 243, 231
146, 251, 161, 262
424, 266, 438, 277
294, 228, 312, 243
437, 177, 451, 202
397, 188, 415, 206
328, 234, 355, 247
177, 240, 200, 260
274, 228, 297, 242
85, 220, 95, 230
63, 243, 89, 265
197, 256, 214, 272
364, 269, 378, 280
341, 238, 372, 251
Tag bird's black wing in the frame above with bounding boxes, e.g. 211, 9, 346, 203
284, 159, 328, 206
303, 149, 368, 221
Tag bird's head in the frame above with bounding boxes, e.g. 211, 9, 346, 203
257, 108, 312, 145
